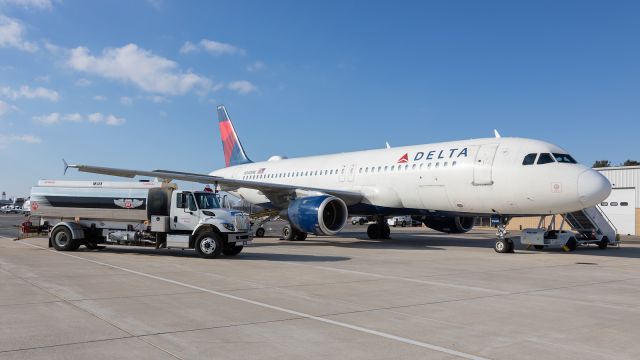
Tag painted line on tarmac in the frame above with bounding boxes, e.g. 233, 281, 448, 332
12, 240, 489, 360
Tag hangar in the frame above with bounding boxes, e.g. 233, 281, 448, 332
505, 165, 639, 236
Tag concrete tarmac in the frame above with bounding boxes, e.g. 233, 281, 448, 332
1, 224, 639, 359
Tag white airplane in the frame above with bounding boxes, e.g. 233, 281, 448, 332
67, 105, 611, 252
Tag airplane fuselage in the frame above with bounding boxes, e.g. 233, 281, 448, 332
210, 137, 610, 217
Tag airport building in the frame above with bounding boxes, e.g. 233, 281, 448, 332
505, 166, 640, 236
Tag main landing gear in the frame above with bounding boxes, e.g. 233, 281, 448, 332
494, 216, 514, 253
367, 216, 390, 239
281, 225, 308, 241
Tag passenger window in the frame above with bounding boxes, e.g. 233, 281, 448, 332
384, 166, 388, 171
391, 165, 395, 171
601, 202, 608, 206
452, 161, 457, 166
405, 164, 409, 170
522, 153, 537, 165
419, 163, 423, 169
412, 164, 416, 170
621, 202, 628, 206
537, 153, 555, 164
378, 166, 382, 172
610, 202, 618, 206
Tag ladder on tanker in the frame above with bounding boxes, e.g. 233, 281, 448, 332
563, 206, 619, 245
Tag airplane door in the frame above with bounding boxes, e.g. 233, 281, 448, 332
339, 165, 347, 182
347, 164, 357, 182
473, 144, 499, 186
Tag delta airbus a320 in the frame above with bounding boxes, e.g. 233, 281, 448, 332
68, 105, 611, 252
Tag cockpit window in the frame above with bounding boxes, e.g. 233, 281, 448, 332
522, 153, 537, 165
553, 153, 577, 164
537, 153, 555, 164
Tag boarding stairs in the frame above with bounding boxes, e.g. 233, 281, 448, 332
563, 206, 618, 245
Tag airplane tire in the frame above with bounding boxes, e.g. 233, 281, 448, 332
494, 238, 510, 253
381, 224, 390, 239
367, 224, 381, 239
282, 225, 294, 240
598, 237, 608, 250
294, 232, 307, 241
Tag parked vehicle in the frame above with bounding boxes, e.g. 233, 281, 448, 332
30, 180, 252, 258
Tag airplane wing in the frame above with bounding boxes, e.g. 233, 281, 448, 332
66, 163, 363, 206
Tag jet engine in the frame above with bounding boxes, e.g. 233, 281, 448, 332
419, 215, 475, 234
285, 196, 348, 235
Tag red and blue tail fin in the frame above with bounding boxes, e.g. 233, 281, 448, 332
217, 105, 252, 167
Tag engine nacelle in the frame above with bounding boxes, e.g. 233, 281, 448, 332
419, 215, 475, 234
286, 196, 348, 235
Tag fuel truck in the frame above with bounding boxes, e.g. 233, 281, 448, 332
29, 180, 252, 258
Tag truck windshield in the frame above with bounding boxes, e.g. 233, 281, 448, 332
194, 193, 221, 209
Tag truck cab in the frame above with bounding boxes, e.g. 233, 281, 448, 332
166, 190, 252, 257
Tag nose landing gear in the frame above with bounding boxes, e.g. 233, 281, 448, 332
494, 216, 514, 253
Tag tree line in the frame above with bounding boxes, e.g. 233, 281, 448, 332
593, 160, 640, 168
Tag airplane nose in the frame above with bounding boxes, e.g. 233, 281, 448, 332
577, 170, 611, 207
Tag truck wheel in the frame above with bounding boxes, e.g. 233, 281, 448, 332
255, 228, 265, 238
223, 245, 244, 256
51, 227, 79, 251
294, 232, 307, 241
359, 218, 365, 225
566, 237, 578, 251
598, 237, 608, 250
195, 232, 223, 259
401, 221, 407, 227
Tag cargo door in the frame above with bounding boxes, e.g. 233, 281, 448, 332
473, 144, 499, 186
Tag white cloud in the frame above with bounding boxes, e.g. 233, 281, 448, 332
33, 112, 60, 124
93, 95, 107, 101
104, 114, 125, 126
62, 113, 82, 122
87, 112, 125, 126
0, 85, 59, 101
66, 44, 212, 95
0, 133, 41, 149
0, 0, 53, 10
75, 78, 91, 87
0, 15, 38, 52
120, 96, 133, 105
180, 39, 244, 56
247, 61, 265, 72
87, 112, 103, 123
33, 112, 124, 126
148, 95, 168, 103
227, 80, 258, 95
0, 100, 17, 116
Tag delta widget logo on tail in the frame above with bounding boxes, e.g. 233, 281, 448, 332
397, 153, 409, 163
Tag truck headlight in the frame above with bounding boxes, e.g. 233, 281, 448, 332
222, 223, 235, 231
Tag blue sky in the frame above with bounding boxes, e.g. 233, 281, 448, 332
0, 0, 638, 198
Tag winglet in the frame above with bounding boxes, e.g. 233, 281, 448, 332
385, 141, 391, 149
494, 129, 501, 138
63, 159, 69, 175
217, 105, 252, 167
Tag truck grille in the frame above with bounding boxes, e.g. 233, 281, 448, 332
234, 214, 250, 231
